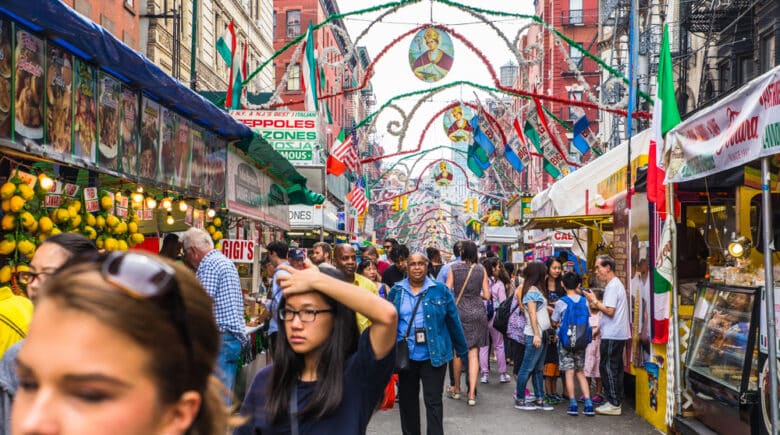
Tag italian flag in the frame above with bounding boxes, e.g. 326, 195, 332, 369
216, 21, 244, 109
301, 22, 319, 112
649, 24, 681, 344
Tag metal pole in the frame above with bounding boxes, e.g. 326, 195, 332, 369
668, 180, 683, 416
320, 166, 326, 243
189, 0, 198, 89
625, 0, 639, 212
761, 157, 778, 434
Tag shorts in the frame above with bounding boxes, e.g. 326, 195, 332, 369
543, 362, 560, 377
584, 339, 600, 378
558, 347, 586, 371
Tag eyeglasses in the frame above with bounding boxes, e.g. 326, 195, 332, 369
383, 245, 393, 250
74, 251, 194, 358
278, 307, 334, 323
408, 261, 427, 268
15, 270, 54, 286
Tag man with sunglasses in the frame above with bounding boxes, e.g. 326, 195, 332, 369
0, 233, 97, 430
180, 228, 247, 404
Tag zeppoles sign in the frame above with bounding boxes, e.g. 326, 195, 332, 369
665, 65, 780, 182
230, 110, 319, 165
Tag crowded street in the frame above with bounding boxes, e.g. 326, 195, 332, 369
1, 0, 780, 434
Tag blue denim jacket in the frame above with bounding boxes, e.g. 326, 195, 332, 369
388, 278, 468, 367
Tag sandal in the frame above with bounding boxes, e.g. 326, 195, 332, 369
448, 390, 461, 400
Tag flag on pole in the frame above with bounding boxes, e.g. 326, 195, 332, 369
503, 139, 525, 172
647, 24, 681, 217
524, 120, 562, 179
469, 104, 499, 155
532, 96, 569, 168
513, 114, 533, 169
301, 22, 319, 112
652, 217, 673, 343
466, 142, 491, 177
327, 129, 358, 176
347, 177, 368, 215
240, 41, 248, 108
216, 21, 243, 109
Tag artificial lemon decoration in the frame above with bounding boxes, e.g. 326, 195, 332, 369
106, 215, 119, 228
0, 183, 15, 200
83, 226, 97, 240
104, 237, 118, 251
50, 228, 61, 236
71, 200, 82, 213
1, 214, 15, 231
1, 199, 10, 212
69, 215, 81, 229
38, 216, 53, 234
55, 208, 70, 224
213, 217, 222, 227
113, 221, 127, 235
85, 213, 96, 227
117, 240, 128, 251
0, 239, 16, 255
9, 196, 24, 213
212, 231, 223, 241
17, 240, 36, 258
0, 265, 12, 284
18, 184, 34, 201
127, 221, 138, 234
130, 233, 145, 245
207, 225, 216, 235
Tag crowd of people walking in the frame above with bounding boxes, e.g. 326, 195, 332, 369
0, 232, 631, 434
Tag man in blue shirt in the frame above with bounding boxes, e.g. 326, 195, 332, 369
181, 227, 247, 403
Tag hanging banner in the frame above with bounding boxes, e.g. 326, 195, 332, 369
666, 65, 780, 182
409, 27, 454, 83
230, 110, 318, 165
221, 239, 256, 263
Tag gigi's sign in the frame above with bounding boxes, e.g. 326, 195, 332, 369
221, 239, 255, 263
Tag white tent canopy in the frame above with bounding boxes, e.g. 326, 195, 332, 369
531, 129, 651, 216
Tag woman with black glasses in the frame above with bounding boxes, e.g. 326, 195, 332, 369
388, 252, 468, 435
11, 251, 229, 435
235, 259, 398, 434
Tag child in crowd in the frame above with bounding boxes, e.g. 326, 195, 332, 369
543, 334, 562, 404
584, 288, 604, 404
551, 271, 594, 416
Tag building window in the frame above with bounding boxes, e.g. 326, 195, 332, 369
760, 35, 775, 74
286, 10, 301, 38
738, 55, 753, 86
718, 61, 731, 93
569, 0, 583, 25
569, 44, 583, 66
568, 91, 582, 119
287, 64, 301, 91
273, 11, 276, 38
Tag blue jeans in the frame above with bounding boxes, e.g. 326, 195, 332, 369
515, 334, 547, 401
216, 332, 243, 405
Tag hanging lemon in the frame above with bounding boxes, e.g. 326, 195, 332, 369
0, 265, 12, 284
18, 184, 34, 201
71, 200, 82, 213
130, 233, 145, 245
0, 183, 15, 200
114, 221, 127, 235
1, 214, 15, 231
207, 225, 216, 235
100, 196, 114, 211
17, 240, 36, 258
85, 213, 96, 227
9, 196, 25, 213
106, 215, 120, 228
55, 208, 70, 224
1, 199, 10, 212
117, 240, 128, 251
83, 226, 97, 240
104, 238, 118, 251
49, 228, 61, 236
127, 221, 138, 234
212, 231, 223, 241
0, 239, 17, 255
213, 217, 222, 227
37, 216, 53, 234
69, 215, 81, 229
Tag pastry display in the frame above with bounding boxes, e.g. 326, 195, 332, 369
120, 88, 138, 176
73, 60, 96, 161
14, 30, 44, 141
45, 47, 72, 155
98, 73, 120, 170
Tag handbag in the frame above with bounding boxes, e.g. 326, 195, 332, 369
536, 298, 552, 332
395, 293, 425, 372
486, 298, 495, 321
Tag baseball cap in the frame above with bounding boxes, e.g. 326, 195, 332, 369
288, 247, 306, 260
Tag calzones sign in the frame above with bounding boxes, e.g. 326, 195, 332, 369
230, 110, 319, 165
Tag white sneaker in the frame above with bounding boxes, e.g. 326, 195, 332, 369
499, 373, 511, 383
595, 402, 622, 415
480, 374, 489, 384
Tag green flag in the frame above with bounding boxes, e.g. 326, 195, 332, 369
524, 121, 561, 178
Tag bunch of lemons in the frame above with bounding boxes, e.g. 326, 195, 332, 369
206, 216, 224, 250
92, 191, 144, 251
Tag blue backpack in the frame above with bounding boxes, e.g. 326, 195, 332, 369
557, 296, 592, 351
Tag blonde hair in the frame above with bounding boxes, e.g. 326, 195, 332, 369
424, 27, 440, 43
41, 253, 229, 435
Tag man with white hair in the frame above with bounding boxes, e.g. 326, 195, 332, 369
180, 227, 247, 403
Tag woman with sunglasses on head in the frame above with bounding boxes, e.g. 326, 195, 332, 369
235, 259, 398, 435
389, 252, 467, 435
11, 251, 229, 435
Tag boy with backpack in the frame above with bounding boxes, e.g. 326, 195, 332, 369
551, 271, 594, 416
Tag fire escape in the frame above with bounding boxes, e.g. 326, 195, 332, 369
599, 0, 631, 148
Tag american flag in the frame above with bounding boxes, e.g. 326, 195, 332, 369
330, 129, 360, 173
347, 177, 368, 214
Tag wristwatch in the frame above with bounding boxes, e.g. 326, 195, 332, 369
590, 301, 600, 309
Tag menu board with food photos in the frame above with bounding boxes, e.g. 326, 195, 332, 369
73, 59, 96, 163
0, 19, 12, 140
173, 115, 190, 188
188, 126, 205, 191
158, 107, 176, 185
14, 29, 44, 148
202, 132, 226, 200
98, 73, 121, 171
120, 87, 139, 176
45, 46, 73, 157
139, 97, 160, 181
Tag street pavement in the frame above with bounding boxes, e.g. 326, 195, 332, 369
368, 367, 661, 434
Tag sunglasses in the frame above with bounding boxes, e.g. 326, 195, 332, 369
73, 251, 194, 358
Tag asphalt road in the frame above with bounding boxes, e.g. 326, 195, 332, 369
367, 367, 662, 434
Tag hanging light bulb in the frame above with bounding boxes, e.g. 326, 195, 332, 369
38, 173, 54, 191
136, 185, 144, 193
166, 211, 174, 225
178, 199, 188, 212
132, 190, 144, 203
146, 196, 157, 209
207, 208, 216, 219
161, 197, 173, 210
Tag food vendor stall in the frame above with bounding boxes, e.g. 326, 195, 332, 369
663, 64, 780, 435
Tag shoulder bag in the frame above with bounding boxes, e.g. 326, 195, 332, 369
455, 264, 475, 305
535, 295, 552, 332
395, 293, 425, 372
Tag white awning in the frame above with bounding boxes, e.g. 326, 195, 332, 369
481, 226, 520, 244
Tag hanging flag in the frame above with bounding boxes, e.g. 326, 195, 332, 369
647, 24, 681, 217
532, 96, 570, 171
524, 120, 561, 179
347, 177, 368, 215
572, 114, 593, 155
215, 22, 233, 66
468, 105, 499, 155
466, 143, 490, 177
652, 217, 673, 343
327, 129, 358, 176
512, 114, 533, 168
503, 140, 525, 172
301, 22, 319, 112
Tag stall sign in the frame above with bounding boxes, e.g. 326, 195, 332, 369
221, 239, 255, 263
230, 110, 318, 165
289, 205, 322, 228
666, 65, 780, 182
225, 149, 289, 230
44, 180, 64, 208
83, 187, 99, 212
63, 183, 79, 197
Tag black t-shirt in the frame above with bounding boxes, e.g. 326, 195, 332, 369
381, 264, 406, 288
235, 329, 394, 435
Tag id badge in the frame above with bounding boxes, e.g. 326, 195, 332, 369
414, 327, 427, 344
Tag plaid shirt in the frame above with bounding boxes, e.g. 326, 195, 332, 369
196, 250, 247, 345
